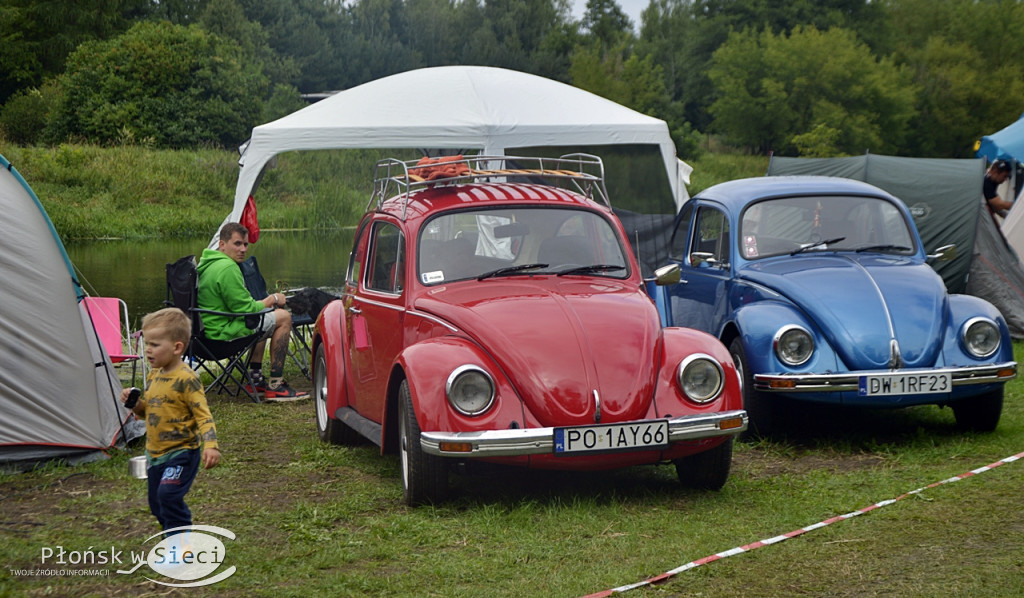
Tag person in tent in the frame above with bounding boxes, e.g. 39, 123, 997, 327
197, 222, 308, 400
983, 159, 1014, 218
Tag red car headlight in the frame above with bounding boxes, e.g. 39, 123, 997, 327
446, 365, 496, 416
676, 354, 724, 404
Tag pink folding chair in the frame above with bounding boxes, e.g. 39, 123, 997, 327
83, 296, 143, 386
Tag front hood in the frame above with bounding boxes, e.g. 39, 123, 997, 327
739, 254, 947, 369
414, 279, 660, 426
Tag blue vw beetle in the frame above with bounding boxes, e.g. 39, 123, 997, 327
651, 176, 1017, 436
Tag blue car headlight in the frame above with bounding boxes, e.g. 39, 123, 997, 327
774, 325, 814, 366
446, 365, 496, 416
677, 354, 724, 403
962, 317, 1000, 358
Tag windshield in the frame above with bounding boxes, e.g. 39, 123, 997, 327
418, 207, 629, 285
739, 195, 916, 259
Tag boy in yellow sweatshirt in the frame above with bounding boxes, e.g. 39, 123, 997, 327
122, 307, 220, 534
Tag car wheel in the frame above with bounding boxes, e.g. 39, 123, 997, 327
730, 337, 781, 439
674, 438, 733, 490
951, 388, 1003, 432
314, 344, 358, 444
398, 380, 448, 506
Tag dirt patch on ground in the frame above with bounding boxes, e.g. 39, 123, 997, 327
732, 447, 888, 481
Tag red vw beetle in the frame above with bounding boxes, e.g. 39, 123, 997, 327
312, 155, 747, 505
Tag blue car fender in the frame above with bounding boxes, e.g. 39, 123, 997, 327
731, 301, 840, 375
944, 294, 1015, 362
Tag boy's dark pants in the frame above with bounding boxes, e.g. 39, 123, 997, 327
147, 448, 200, 532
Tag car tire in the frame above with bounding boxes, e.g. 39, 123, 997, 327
730, 337, 780, 439
398, 380, 448, 506
314, 344, 359, 444
951, 388, 1003, 432
674, 438, 733, 490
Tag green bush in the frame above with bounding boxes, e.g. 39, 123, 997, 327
48, 21, 266, 149
0, 82, 60, 145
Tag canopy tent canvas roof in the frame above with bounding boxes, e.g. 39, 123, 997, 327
225, 65, 690, 235
0, 154, 141, 465
767, 153, 1024, 338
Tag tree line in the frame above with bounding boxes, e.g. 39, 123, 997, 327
2, 0, 1023, 159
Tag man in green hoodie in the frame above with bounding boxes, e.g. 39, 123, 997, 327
197, 222, 308, 400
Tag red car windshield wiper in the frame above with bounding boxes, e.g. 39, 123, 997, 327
477, 263, 548, 280
556, 264, 626, 276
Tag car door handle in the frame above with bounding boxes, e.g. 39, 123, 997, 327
348, 306, 362, 314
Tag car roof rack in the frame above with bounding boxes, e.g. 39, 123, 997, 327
369, 153, 610, 220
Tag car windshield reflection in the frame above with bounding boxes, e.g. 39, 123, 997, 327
418, 207, 629, 285
739, 195, 916, 259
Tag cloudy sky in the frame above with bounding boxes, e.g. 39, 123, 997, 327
570, 0, 648, 32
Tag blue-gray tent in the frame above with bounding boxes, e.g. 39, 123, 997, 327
766, 153, 1024, 339
0, 154, 142, 466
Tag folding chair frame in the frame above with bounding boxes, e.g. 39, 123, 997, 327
166, 255, 271, 403
240, 256, 312, 380
83, 296, 144, 388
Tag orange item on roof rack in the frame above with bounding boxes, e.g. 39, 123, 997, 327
410, 155, 470, 181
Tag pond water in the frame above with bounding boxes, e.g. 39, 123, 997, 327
66, 229, 356, 325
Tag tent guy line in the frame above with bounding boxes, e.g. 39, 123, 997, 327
582, 449, 1024, 597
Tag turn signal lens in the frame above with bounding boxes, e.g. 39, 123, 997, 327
439, 442, 473, 453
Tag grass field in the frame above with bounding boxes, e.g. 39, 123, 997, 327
2, 343, 1022, 597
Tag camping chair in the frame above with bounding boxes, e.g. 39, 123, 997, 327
82, 296, 144, 387
240, 256, 312, 379
165, 255, 270, 402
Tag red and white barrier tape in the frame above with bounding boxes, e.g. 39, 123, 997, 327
583, 450, 1024, 598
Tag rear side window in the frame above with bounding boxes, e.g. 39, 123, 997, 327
365, 221, 405, 294
689, 206, 729, 267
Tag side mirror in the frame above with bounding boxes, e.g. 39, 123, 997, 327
927, 244, 957, 262
690, 251, 716, 267
653, 264, 681, 286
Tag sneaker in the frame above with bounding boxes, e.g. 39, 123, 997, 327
243, 371, 268, 395
264, 380, 309, 402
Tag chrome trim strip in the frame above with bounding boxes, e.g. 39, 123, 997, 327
753, 362, 1017, 392
406, 309, 459, 332
354, 296, 404, 311
419, 410, 748, 457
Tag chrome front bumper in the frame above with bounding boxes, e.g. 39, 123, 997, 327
420, 410, 748, 458
753, 362, 1017, 393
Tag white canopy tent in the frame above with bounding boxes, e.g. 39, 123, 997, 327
224, 65, 690, 235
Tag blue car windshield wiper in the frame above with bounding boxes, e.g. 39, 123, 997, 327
854, 244, 912, 253
477, 263, 548, 280
556, 264, 626, 276
791, 237, 846, 255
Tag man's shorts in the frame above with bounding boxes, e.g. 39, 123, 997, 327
254, 310, 277, 339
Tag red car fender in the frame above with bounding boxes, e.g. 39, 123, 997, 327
396, 336, 524, 434
652, 327, 743, 415
314, 299, 350, 417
